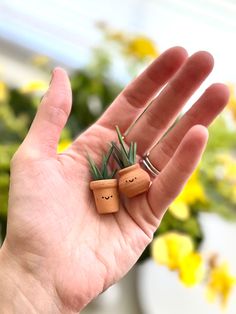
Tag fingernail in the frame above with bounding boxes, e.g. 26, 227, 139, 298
40, 70, 54, 102
49, 69, 55, 86
40, 92, 47, 103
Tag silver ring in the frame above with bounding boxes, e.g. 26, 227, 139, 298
140, 152, 160, 177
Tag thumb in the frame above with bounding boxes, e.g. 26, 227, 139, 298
22, 67, 72, 157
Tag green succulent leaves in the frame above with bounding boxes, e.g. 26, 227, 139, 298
88, 146, 117, 180
88, 126, 137, 180
111, 126, 137, 168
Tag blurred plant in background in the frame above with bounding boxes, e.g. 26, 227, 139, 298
0, 25, 236, 309
96, 22, 159, 76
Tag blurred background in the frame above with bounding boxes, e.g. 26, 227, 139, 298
1, 0, 236, 313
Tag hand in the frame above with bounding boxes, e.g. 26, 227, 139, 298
0, 47, 229, 313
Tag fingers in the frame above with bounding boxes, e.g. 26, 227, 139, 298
22, 68, 72, 158
97, 46, 188, 132
147, 125, 208, 220
148, 83, 229, 169
125, 51, 214, 154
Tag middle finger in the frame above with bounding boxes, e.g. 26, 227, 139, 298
125, 51, 214, 154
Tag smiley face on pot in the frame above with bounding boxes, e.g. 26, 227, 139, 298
94, 188, 119, 213
118, 164, 151, 198
101, 194, 114, 200
90, 179, 119, 214
125, 176, 138, 184
94, 189, 118, 204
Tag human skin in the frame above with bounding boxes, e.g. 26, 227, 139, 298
0, 47, 229, 313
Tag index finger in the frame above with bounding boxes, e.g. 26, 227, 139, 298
97, 46, 188, 133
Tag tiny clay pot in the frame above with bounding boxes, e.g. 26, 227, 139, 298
90, 179, 119, 214
118, 163, 151, 198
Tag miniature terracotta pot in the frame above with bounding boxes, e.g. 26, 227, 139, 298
90, 179, 119, 214
118, 163, 151, 198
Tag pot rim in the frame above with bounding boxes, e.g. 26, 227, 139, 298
118, 163, 140, 176
90, 178, 118, 190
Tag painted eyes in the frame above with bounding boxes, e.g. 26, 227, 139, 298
125, 177, 137, 183
102, 195, 113, 200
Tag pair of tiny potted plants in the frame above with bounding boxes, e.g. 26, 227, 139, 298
88, 126, 151, 214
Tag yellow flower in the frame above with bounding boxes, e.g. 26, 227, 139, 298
124, 36, 159, 60
225, 162, 236, 184
216, 153, 236, 181
232, 186, 236, 202
169, 199, 190, 220
179, 252, 205, 287
169, 169, 206, 220
57, 139, 71, 153
0, 81, 8, 102
180, 170, 206, 204
106, 31, 126, 43
151, 232, 194, 270
227, 84, 236, 121
215, 153, 236, 202
152, 233, 205, 287
206, 263, 236, 308
31, 55, 49, 67
20, 81, 48, 94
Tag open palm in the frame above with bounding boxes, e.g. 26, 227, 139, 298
1, 47, 229, 313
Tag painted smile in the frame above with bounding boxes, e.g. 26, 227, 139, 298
125, 176, 137, 183
101, 195, 113, 200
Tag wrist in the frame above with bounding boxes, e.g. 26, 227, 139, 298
0, 244, 66, 314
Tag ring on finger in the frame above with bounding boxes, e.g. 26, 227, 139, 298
140, 152, 161, 177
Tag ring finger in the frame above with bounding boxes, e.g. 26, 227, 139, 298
146, 82, 229, 173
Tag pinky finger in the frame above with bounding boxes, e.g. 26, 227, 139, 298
147, 125, 208, 221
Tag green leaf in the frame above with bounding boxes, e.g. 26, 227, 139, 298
101, 155, 108, 178
87, 155, 102, 180
133, 142, 137, 164
112, 149, 124, 168
121, 150, 130, 167
115, 125, 129, 158
111, 142, 125, 167
87, 145, 117, 180
128, 142, 133, 163
111, 135, 135, 168
110, 168, 117, 179
105, 145, 114, 164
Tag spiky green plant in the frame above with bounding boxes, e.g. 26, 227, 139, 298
88, 146, 117, 180
111, 125, 137, 168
